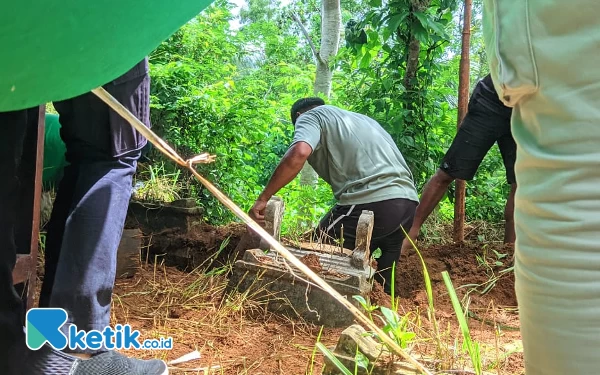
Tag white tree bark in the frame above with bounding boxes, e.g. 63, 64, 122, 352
299, 0, 341, 186
314, 0, 341, 98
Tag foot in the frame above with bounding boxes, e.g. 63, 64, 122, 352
71, 350, 168, 375
8, 342, 168, 375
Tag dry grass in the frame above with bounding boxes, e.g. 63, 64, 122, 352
110, 257, 340, 374
33, 192, 519, 374
421, 219, 505, 247
107, 247, 522, 375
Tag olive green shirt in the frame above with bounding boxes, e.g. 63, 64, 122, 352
291, 105, 418, 206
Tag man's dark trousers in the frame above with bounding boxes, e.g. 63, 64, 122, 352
0, 58, 150, 364
37, 58, 150, 355
0, 109, 38, 368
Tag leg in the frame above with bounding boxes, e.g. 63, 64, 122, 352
317, 199, 417, 295
370, 199, 417, 295
45, 67, 149, 354
316, 204, 359, 250
404, 168, 454, 246
497, 124, 517, 244
38, 166, 77, 308
0, 110, 32, 367
5, 60, 167, 374
47, 156, 139, 344
404, 103, 504, 250
484, 1, 600, 373
503, 183, 516, 244
371, 233, 403, 295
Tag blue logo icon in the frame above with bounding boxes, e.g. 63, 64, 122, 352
25, 308, 173, 351
26, 308, 69, 350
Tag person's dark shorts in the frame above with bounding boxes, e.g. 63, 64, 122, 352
314, 198, 418, 294
440, 83, 516, 184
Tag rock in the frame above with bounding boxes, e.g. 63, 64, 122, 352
259, 196, 284, 250
323, 324, 423, 375
170, 198, 197, 208
125, 200, 204, 233
351, 211, 374, 269
337, 324, 386, 361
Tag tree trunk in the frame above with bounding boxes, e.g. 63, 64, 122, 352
403, 0, 432, 96
313, 0, 341, 98
453, 0, 472, 243
403, 35, 421, 91
299, 0, 341, 186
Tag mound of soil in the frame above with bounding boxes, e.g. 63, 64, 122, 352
113, 220, 523, 374
396, 242, 516, 310
369, 281, 392, 309
144, 222, 247, 271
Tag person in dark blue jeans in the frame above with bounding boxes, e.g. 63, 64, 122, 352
1, 59, 169, 374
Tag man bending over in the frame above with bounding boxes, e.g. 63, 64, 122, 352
249, 98, 419, 295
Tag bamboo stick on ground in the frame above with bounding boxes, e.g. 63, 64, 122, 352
92, 87, 433, 375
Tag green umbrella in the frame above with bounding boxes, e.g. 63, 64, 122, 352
0, 1, 214, 112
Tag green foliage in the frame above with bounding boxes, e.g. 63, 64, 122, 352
318, 342, 353, 375
141, 0, 511, 228
279, 178, 334, 237
147, 1, 315, 223
133, 162, 181, 202
332, 0, 508, 223
379, 306, 416, 349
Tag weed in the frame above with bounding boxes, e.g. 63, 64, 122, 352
133, 162, 182, 203
318, 342, 353, 375
442, 271, 482, 375
402, 226, 443, 358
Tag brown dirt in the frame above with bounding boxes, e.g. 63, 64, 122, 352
392, 241, 522, 374
143, 222, 247, 271
397, 242, 517, 311
300, 254, 323, 274
112, 266, 341, 375
368, 281, 392, 310
38, 219, 522, 374
133, 223, 522, 374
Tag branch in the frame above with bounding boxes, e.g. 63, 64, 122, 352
290, 12, 324, 64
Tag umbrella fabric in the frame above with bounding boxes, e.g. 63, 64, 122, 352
0, 1, 214, 112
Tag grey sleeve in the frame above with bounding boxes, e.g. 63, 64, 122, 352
291, 112, 322, 152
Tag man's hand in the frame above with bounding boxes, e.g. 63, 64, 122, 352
401, 226, 420, 255
249, 199, 268, 227
246, 142, 311, 233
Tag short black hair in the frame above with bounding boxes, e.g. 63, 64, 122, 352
290, 97, 325, 125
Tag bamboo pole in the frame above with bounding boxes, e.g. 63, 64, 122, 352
92, 87, 434, 375
453, 0, 472, 243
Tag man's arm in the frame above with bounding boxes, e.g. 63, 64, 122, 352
249, 141, 313, 224
403, 169, 455, 249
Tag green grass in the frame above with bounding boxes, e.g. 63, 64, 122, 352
442, 271, 482, 375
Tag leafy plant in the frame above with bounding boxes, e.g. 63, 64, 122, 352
442, 271, 482, 375
402, 227, 443, 354
353, 295, 379, 323
379, 306, 416, 350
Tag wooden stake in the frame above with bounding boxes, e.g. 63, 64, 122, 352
453, 0, 472, 243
